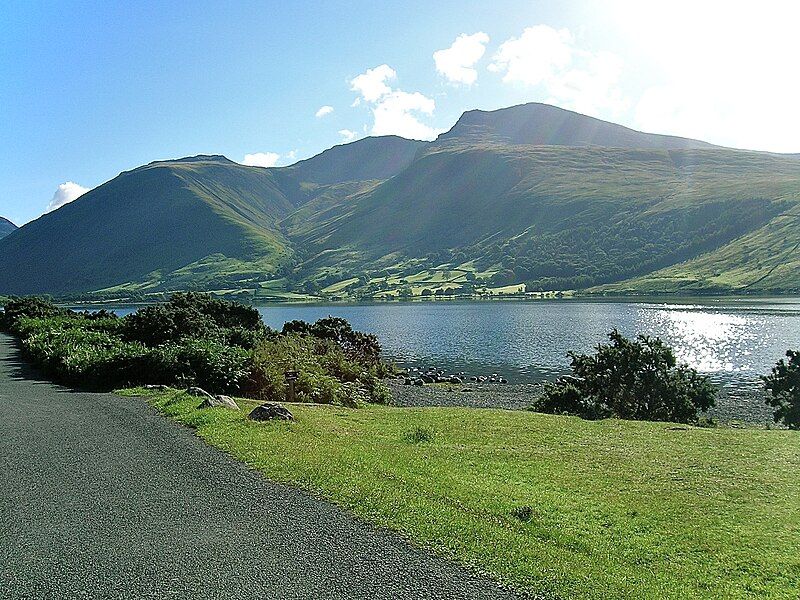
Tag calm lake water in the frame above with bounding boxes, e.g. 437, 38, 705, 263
253, 299, 800, 386
105, 298, 800, 387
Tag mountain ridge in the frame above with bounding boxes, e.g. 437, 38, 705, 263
0, 217, 17, 241
2, 102, 799, 298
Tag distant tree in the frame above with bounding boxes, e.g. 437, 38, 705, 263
762, 350, 800, 429
465, 272, 476, 281
532, 329, 716, 424
420, 288, 432, 297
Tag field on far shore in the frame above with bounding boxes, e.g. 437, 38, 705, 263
124, 388, 800, 600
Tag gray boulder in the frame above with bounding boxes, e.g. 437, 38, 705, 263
143, 384, 170, 391
248, 402, 294, 422
199, 394, 240, 410
185, 387, 215, 401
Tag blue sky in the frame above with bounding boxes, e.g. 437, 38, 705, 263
2, 0, 798, 225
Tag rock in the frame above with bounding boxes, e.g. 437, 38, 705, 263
248, 402, 294, 422
499, 378, 508, 384
185, 386, 214, 401
199, 394, 240, 410
404, 378, 412, 385
449, 376, 462, 384
413, 378, 424, 386
421, 375, 435, 384
143, 384, 169, 391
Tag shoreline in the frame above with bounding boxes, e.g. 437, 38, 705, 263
388, 380, 778, 427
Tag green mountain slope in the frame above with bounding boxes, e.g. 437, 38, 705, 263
594, 206, 800, 294
0, 156, 294, 295
291, 142, 800, 292
269, 136, 425, 206
0, 217, 16, 240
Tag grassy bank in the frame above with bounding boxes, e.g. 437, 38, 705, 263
126, 387, 800, 599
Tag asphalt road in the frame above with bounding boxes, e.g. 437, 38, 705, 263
0, 334, 521, 599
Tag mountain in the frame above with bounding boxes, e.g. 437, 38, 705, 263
0, 139, 422, 297
437, 103, 717, 150
0, 156, 295, 295
2, 102, 799, 299
0, 217, 16, 240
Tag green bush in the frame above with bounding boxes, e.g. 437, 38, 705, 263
762, 350, 800, 429
148, 338, 250, 394
249, 334, 388, 406
122, 292, 266, 348
1, 296, 63, 330
21, 324, 149, 387
532, 329, 717, 424
282, 316, 386, 371
3, 295, 391, 404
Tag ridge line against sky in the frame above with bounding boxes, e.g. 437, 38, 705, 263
2, 0, 799, 225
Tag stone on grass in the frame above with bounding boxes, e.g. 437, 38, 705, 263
143, 384, 170, 391
248, 402, 294, 422
199, 394, 240, 410
185, 386, 215, 401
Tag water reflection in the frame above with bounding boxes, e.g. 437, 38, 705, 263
636, 306, 757, 373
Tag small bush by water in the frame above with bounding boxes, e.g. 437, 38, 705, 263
763, 350, 800, 430
532, 329, 717, 424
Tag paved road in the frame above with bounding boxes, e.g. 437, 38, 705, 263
0, 334, 521, 599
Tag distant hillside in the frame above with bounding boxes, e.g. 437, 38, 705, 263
0, 138, 421, 296
438, 103, 716, 150
294, 143, 800, 292
2, 103, 799, 300
0, 156, 294, 295
0, 217, 16, 240
275, 136, 425, 185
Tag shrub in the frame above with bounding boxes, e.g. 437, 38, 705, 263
147, 338, 250, 394
1, 296, 63, 329
249, 334, 388, 406
282, 316, 384, 368
122, 292, 266, 347
5, 295, 389, 405
532, 329, 717, 424
20, 323, 149, 387
762, 350, 800, 429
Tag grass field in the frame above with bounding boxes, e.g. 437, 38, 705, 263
124, 388, 800, 599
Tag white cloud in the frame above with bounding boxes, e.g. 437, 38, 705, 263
46, 181, 89, 213
350, 64, 396, 102
489, 25, 627, 116
338, 129, 357, 142
315, 105, 334, 118
370, 91, 437, 139
285, 150, 298, 163
242, 152, 280, 168
433, 32, 490, 85
349, 65, 440, 140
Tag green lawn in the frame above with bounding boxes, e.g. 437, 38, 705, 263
125, 388, 800, 599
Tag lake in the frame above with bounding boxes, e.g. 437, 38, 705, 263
103, 297, 800, 389
252, 298, 800, 388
